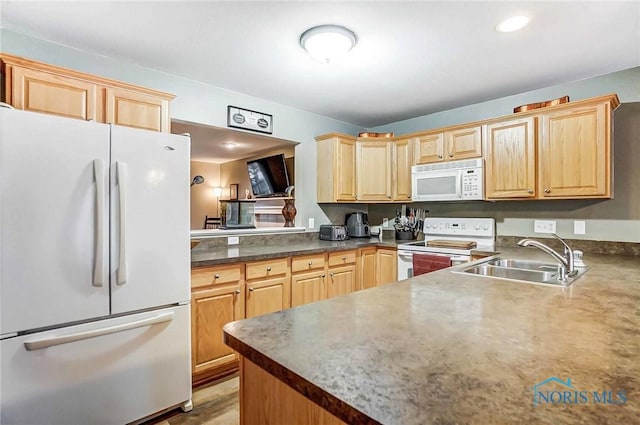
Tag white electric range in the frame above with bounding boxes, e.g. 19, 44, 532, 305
397, 217, 495, 280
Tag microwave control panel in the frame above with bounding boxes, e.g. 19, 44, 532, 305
461, 168, 483, 199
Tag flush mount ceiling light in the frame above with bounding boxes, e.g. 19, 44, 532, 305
300, 24, 357, 63
496, 15, 530, 33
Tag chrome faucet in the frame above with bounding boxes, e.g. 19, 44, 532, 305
517, 233, 577, 281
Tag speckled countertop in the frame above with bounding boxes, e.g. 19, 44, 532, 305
224, 247, 640, 424
191, 238, 400, 267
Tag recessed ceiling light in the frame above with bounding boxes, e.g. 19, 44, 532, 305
496, 15, 530, 33
300, 24, 357, 63
222, 142, 236, 148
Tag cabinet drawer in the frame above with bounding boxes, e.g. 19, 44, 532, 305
328, 250, 357, 267
291, 254, 326, 273
191, 266, 242, 289
246, 258, 288, 280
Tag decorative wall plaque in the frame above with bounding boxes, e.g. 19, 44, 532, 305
227, 105, 273, 134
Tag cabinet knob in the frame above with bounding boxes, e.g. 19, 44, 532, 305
249, 287, 254, 292
544, 188, 551, 193
407, 195, 411, 199
528, 189, 534, 194
214, 274, 220, 279
308, 261, 313, 266
235, 289, 240, 294
438, 154, 443, 159
387, 195, 391, 199
266, 266, 272, 272
448, 153, 454, 158
330, 272, 334, 277
341, 256, 346, 260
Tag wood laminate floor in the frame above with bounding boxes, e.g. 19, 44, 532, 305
146, 374, 239, 425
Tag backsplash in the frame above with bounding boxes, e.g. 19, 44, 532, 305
497, 236, 640, 257
193, 231, 318, 250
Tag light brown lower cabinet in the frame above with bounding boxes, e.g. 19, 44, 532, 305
191, 248, 395, 384
240, 357, 346, 425
376, 248, 398, 286
245, 258, 291, 319
291, 269, 327, 307
190, 266, 244, 383
358, 247, 378, 290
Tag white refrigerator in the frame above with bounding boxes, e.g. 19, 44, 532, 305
0, 108, 192, 424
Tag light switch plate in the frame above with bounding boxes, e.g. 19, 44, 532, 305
534, 220, 556, 233
574, 220, 586, 235
227, 236, 239, 245
308, 218, 315, 229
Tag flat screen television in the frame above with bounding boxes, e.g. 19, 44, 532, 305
247, 153, 291, 198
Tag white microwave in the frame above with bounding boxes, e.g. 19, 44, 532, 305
411, 158, 484, 201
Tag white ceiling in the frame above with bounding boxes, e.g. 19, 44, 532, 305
2, 1, 639, 161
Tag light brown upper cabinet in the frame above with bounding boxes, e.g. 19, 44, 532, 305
393, 138, 414, 201
414, 125, 482, 165
316, 133, 357, 202
484, 117, 537, 199
105, 87, 171, 132
1, 53, 174, 132
539, 99, 614, 198
316, 134, 413, 203
485, 94, 618, 200
356, 138, 393, 202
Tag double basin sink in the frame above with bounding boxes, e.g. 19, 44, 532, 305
453, 257, 587, 287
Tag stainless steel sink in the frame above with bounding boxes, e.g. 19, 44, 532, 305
485, 258, 561, 272
453, 257, 587, 287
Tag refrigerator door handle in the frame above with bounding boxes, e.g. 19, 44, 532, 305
23, 311, 175, 351
93, 159, 106, 287
116, 161, 128, 285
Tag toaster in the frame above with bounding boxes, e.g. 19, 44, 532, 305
319, 225, 349, 241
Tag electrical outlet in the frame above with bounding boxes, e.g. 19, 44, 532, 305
534, 220, 556, 234
308, 218, 315, 229
574, 220, 586, 235
382, 218, 389, 228
227, 236, 239, 245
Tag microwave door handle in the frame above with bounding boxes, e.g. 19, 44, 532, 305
456, 172, 463, 198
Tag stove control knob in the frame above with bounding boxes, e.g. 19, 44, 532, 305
483, 224, 489, 230
425, 224, 431, 229
475, 225, 481, 230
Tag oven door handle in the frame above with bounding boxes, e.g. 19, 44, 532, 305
397, 250, 414, 258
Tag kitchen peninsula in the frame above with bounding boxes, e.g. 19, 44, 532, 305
223, 247, 640, 424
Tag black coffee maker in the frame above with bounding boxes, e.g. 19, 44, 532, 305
345, 212, 370, 238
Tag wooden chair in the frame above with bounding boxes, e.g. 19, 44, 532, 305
203, 216, 221, 229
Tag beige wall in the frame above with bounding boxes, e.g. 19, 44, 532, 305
220, 146, 296, 201
190, 161, 221, 229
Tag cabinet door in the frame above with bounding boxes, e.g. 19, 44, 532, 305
356, 140, 392, 201
291, 271, 326, 307
191, 283, 244, 374
327, 265, 356, 298
539, 103, 610, 198
414, 133, 444, 164
334, 138, 357, 201
393, 138, 414, 201
105, 87, 170, 132
246, 276, 290, 319
359, 247, 377, 290
10, 65, 101, 121
445, 125, 482, 160
485, 118, 536, 199
376, 248, 397, 286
